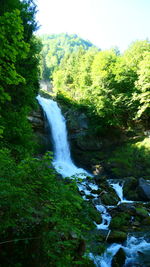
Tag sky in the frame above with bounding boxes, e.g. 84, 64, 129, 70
36, 0, 150, 51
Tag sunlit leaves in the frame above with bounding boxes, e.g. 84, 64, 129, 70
52, 39, 150, 128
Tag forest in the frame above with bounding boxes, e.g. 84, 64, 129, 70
40, 33, 150, 179
0, 1, 94, 266
41, 34, 150, 129
0, 0, 150, 266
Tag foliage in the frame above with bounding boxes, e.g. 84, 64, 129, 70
0, 9, 28, 105
108, 137, 150, 177
39, 33, 95, 80
134, 51, 150, 119
51, 39, 150, 129
0, 150, 94, 266
0, 0, 41, 159
110, 213, 130, 229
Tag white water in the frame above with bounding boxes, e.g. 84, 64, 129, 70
37, 95, 150, 266
37, 95, 90, 178
124, 235, 150, 266
95, 205, 111, 230
89, 243, 121, 267
108, 180, 133, 204
90, 235, 150, 267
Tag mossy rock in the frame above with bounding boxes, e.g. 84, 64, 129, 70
110, 212, 131, 230
112, 247, 126, 267
143, 217, 150, 225
107, 231, 127, 243
100, 191, 119, 205
96, 244, 107, 255
88, 205, 102, 224
123, 177, 139, 200
135, 207, 149, 218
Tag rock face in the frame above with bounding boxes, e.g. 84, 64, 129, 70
66, 110, 102, 151
138, 178, 150, 200
28, 108, 52, 154
61, 107, 118, 173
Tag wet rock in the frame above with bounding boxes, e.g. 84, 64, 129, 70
112, 247, 126, 267
28, 108, 52, 153
138, 248, 150, 266
116, 203, 136, 215
90, 189, 100, 194
86, 195, 95, 200
138, 178, 150, 200
66, 111, 88, 132
131, 221, 140, 227
143, 217, 150, 225
94, 174, 107, 184
28, 110, 44, 130
92, 164, 105, 176
92, 198, 102, 205
110, 212, 131, 230
135, 207, 149, 218
100, 190, 120, 206
123, 177, 139, 200
88, 205, 102, 224
108, 231, 127, 243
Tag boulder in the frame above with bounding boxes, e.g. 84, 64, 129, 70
138, 178, 150, 200
143, 217, 150, 226
88, 204, 102, 224
123, 177, 139, 200
108, 231, 127, 243
112, 247, 126, 267
100, 192, 119, 206
110, 211, 131, 230
135, 207, 149, 218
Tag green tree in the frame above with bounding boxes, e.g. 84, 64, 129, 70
134, 51, 150, 119
0, 0, 41, 158
40, 33, 94, 81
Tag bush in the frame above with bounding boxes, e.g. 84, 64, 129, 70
0, 149, 93, 266
108, 137, 150, 178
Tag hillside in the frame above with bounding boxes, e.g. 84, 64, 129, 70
39, 33, 97, 80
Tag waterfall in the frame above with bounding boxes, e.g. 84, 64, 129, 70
37, 95, 150, 267
108, 180, 133, 204
37, 95, 90, 178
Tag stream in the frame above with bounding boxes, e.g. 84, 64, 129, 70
37, 95, 150, 267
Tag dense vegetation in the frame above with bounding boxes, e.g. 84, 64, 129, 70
51, 40, 150, 128
39, 33, 95, 81
40, 35, 150, 178
1, 0, 150, 264
0, 1, 94, 266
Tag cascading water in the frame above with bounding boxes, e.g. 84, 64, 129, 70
90, 235, 150, 267
108, 180, 133, 204
89, 243, 121, 267
95, 205, 111, 230
37, 95, 150, 266
124, 235, 150, 266
37, 95, 90, 178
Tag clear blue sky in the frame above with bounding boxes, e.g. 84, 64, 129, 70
36, 0, 150, 51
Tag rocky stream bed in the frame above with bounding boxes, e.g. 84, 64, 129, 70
29, 95, 150, 266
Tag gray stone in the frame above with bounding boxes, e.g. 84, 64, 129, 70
138, 178, 150, 200
28, 107, 52, 153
